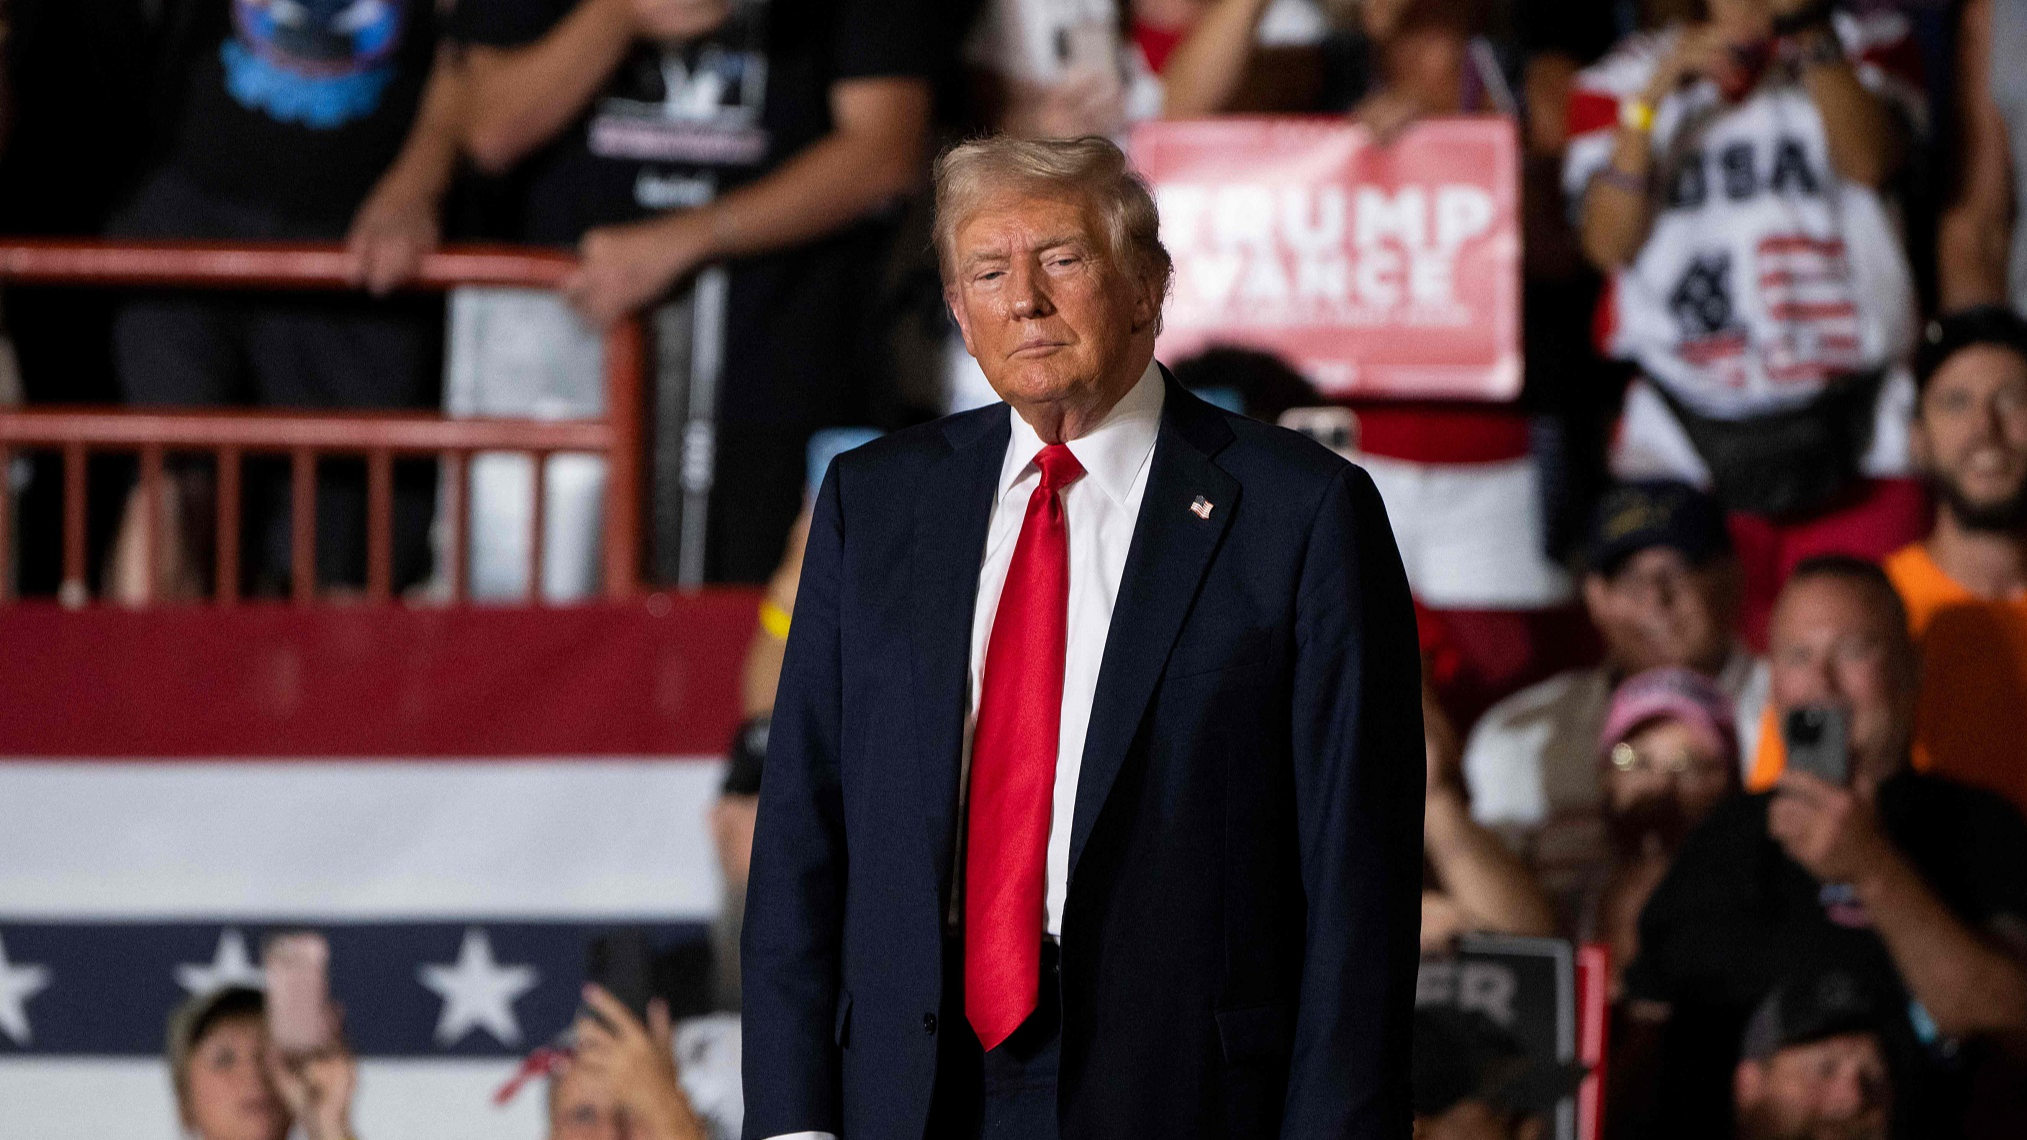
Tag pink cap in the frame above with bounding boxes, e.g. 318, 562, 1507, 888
1598, 667, 1738, 766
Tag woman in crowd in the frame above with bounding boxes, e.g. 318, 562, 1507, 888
167, 986, 358, 1140
1565, 0, 1930, 645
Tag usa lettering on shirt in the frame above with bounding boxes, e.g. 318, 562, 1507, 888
1562, 13, 1925, 421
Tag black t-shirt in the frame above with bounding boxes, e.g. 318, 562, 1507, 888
155, 0, 439, 233
1625, 773, 2027, 1139
445, 0, 944, 244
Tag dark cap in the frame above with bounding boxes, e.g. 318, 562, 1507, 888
1739, 969, 1885, 1062
722, 715, 769, 797
1915, 305, 2027, 395
1584, 480, 1730, 577
1412, 1007, 1586, 1118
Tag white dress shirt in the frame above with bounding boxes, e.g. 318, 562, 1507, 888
964, 357, 1163, 937
759, 360, 1164, 1140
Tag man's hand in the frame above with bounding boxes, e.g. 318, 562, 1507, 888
573, 985, 703, 1140
1768, 770, 1899, 884
564, 212, 713, 328
1354, 89, 1424, 146
345, 180, 442, 296
264, 1008, 359, 1140
629, 0, 730, 41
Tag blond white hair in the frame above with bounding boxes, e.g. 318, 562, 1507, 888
932, 134, 1174, 298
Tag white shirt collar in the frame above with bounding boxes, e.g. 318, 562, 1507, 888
998, 358, 1165, 509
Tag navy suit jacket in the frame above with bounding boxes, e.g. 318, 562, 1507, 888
742, 375, 1424, 1139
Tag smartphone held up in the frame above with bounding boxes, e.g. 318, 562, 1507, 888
264, 931, 336, 1057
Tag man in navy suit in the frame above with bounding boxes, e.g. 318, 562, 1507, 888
742, 134, 1424, 1140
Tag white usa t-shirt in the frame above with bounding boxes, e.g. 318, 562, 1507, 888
1563, 14, 1924, 422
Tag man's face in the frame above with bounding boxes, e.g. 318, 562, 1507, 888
1767, 578, 1915, 785
180, 1017, 290, 1140
548, 1063, 633, 1140
1913, 345, 2027, 532
946, 191, 1159, 423
1583, 547, 1735, 676
1602, 717, 1734, 854
1734, 1033, 1891, 1140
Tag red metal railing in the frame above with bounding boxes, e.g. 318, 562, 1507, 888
0, 239, 645, 605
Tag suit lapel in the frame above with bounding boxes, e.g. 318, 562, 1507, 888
1068, 378, 1238, 879
911, 407, 1010, 905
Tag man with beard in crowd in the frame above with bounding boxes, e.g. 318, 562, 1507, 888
1882, 306, 2027, 816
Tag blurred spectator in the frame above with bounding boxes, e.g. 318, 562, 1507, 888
1611, 556, 2027, 1139
1163, 0, 1508, 129
1411, 1005, 1584, 1140
1745, 308, 2027, 814
1565, 0, 1932, 646
1422, 680, 1558, 953
167, 985, 360, 1140
961, 0, 1156, 142
549, 986, 709, 1140
1733, 969, 1895, 1140
1463, 481, 1765, 847
1888, 306, 2027, 814
1578, 667, 1740, 995
1937, 0, 2024, 312
451, 0, 952, 583
104, 0, 467, 600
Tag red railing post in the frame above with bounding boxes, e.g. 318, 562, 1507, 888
367, 448, 394, 603
601, 316, 645, 600
529, 450, 549, 605
443, 449, 468, 605
61, 442, 86, 606
291, 448, 316, 604
138, 444, 165, 606
216, 447, 240, 604
0, 444, 12, 603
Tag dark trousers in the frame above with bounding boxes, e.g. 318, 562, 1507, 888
929, 939, 1063, 1140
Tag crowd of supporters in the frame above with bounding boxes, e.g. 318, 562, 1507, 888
6, 0, 2027, 1136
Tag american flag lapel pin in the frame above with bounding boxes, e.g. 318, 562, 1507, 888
1190, 495, 1214, 520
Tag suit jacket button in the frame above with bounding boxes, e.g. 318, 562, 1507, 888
922, 1012, 938, 1035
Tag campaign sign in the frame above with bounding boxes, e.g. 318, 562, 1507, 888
1418, 935, 1579, 1140
1133, 116, 1521, 401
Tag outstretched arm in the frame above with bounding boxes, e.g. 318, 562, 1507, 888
741, 464, 848, 1139
1281, 465, 1425, 1139
1938, 0, 2014, 307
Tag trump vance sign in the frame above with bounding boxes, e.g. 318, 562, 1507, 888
1134, 116, 1521, 401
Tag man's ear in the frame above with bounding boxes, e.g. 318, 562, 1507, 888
1907, 412, 1933, 473
1581, 572, 1613, 625
1733, 1059, 1764, 1111
946, 286, 979, 358
1131, 271, 1163, 334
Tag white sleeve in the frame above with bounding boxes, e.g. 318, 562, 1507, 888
759, 1134, 838, 1140
1461, 696, 1552, 830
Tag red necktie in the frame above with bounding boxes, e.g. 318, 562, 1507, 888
965, 442, 1085, 1051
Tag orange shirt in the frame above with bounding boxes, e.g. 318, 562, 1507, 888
1746, 543, 2027, 816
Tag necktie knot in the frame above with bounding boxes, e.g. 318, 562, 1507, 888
1034, 443, 1085, 495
